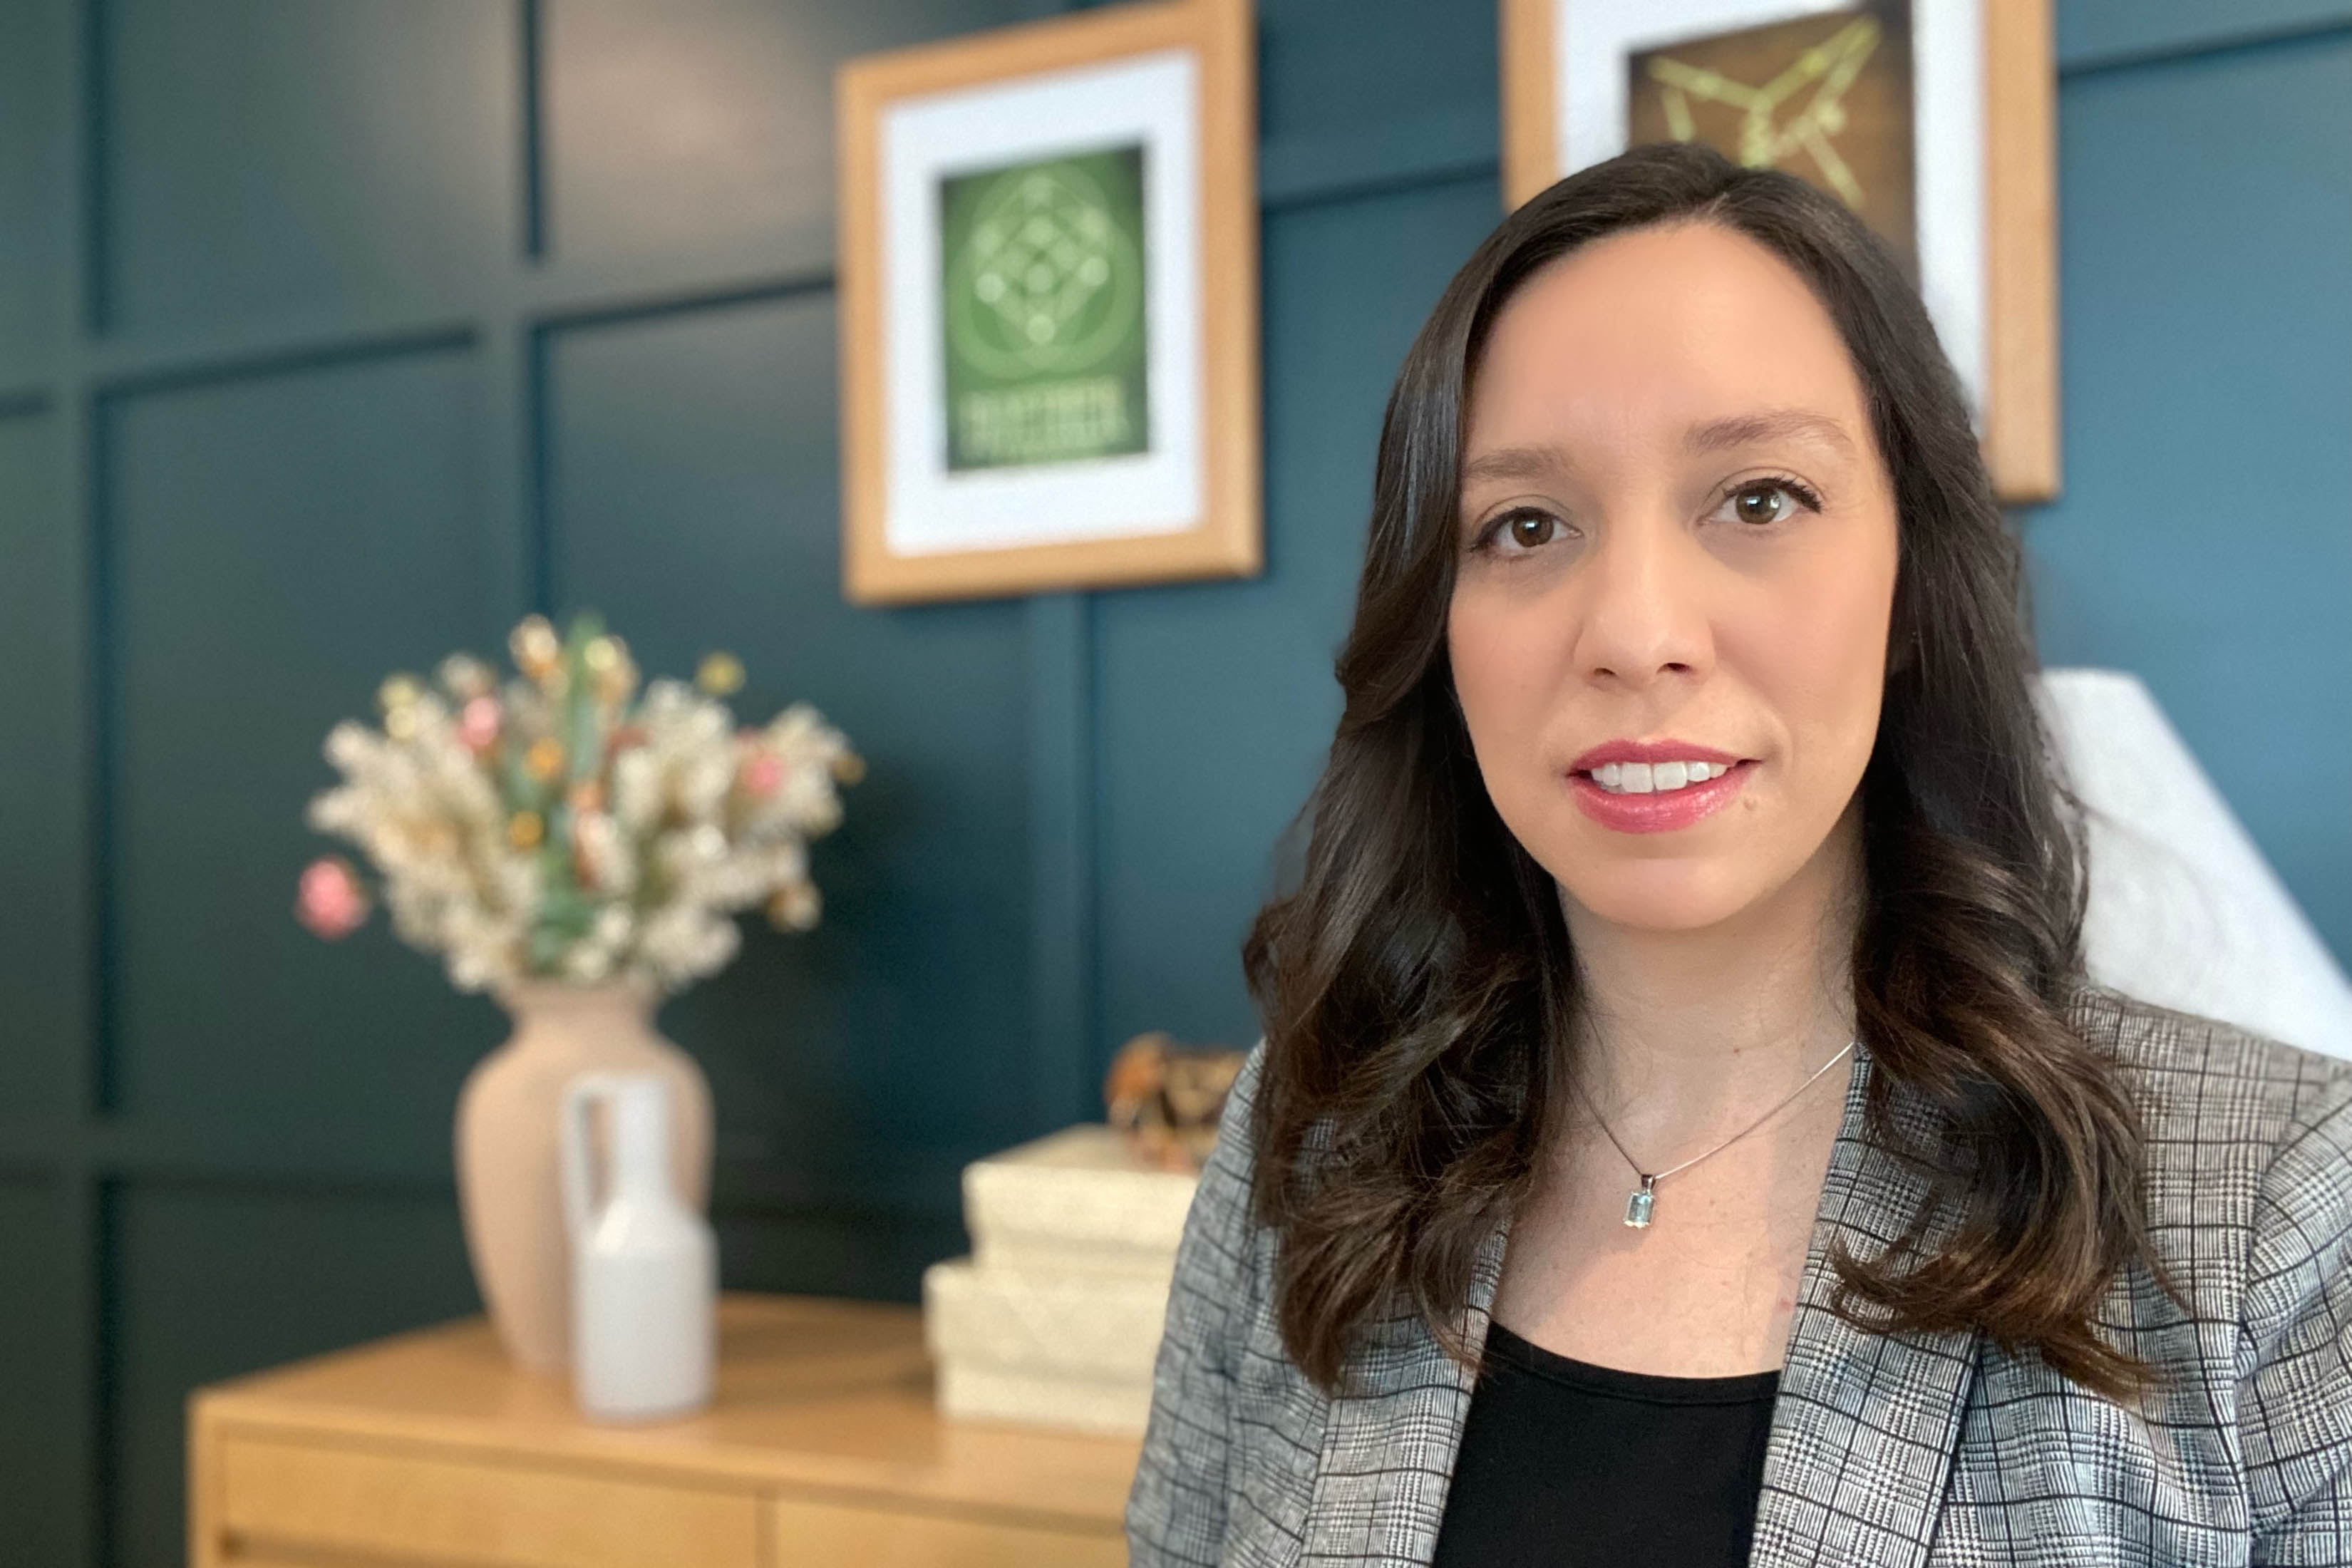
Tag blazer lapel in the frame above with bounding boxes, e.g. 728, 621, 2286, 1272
1749, 1043, 1981, 1568
1296, 1212, 1508, 1567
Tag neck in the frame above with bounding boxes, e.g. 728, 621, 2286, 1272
1561, 802, 1864, 1136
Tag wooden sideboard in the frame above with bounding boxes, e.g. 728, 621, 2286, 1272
186, 1294, 1141, 1567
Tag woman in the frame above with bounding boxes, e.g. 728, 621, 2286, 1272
1126, 143, 2352, 1566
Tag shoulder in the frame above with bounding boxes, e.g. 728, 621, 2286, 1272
2068, 985, 2352, 1167
2068, 986, 2352, 1348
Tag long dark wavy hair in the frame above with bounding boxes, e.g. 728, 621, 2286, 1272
1242, 143, 2160, 1403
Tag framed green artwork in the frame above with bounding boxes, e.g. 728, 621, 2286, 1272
939, 145, 1151, 473
837, 0, 1260, 604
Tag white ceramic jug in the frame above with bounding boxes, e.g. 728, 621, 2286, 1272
559, 1071, 718, 1420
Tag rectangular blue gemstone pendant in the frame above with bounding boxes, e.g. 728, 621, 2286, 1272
1624, 1177, 1656, 1228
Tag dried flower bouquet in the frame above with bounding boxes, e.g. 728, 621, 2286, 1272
299, 612, 858, 994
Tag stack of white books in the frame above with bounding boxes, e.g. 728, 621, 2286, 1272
924, 1124, 1200, 1435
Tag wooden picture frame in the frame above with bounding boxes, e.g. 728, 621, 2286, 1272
836, 0, 1260, 605
1499, 0, 2058, 503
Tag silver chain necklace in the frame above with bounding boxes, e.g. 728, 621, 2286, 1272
1579, 1038, 1857, 1228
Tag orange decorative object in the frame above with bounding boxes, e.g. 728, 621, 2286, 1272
1102, 1032, 1244, 1172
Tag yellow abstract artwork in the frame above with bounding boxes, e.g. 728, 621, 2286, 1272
1628, 3, 1917, 280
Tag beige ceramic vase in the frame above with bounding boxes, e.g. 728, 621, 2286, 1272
455, 979, 713, 1372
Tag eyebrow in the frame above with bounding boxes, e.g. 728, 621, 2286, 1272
1683, 408, 1857, 458
1458, 408, 1859, 489
1458, 445, 1572, 487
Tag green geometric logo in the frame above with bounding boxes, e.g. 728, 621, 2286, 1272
939, 144, 1150, 471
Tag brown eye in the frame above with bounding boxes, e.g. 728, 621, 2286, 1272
1731, 484, 1788, 525
1502, 511, 1557, 550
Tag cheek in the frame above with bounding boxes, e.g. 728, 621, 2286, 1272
1733, 539, 1896, 780
1446, 588, 1572, 768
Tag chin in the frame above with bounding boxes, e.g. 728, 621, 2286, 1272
1549, 854, 1767, 934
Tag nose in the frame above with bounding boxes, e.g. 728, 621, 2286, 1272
1570, 511, 1714, 692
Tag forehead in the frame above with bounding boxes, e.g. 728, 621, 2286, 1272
1465, 220, 1869, 452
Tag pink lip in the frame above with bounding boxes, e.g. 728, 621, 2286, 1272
1564, 741, 1755, 835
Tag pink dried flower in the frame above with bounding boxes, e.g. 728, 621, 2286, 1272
740, 750, 784, 798
458, 694, 502, 752
296, 857, 371, 940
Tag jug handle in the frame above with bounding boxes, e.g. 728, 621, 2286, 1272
560, 1072, 615, 1246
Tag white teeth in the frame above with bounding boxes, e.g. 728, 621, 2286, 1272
1588, 759, 1731, 795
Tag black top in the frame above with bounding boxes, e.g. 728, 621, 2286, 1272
1430, 1321, 1780, 1568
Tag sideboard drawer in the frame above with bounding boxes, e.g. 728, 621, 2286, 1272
768, 1492, 1126, 1567
217, 1433, 763, 1568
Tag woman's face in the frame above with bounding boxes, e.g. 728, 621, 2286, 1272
1448, 220, 1899, 934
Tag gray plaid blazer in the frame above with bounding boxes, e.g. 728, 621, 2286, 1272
1127, 989, 2352, 1565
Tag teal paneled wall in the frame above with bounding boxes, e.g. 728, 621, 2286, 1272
100, 0, 519, 335
2, 2, 2348, 1564
105, 346, 508, 1126
541, 0, 883, 267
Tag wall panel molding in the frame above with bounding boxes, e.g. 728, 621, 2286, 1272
85, 322, 479, 401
